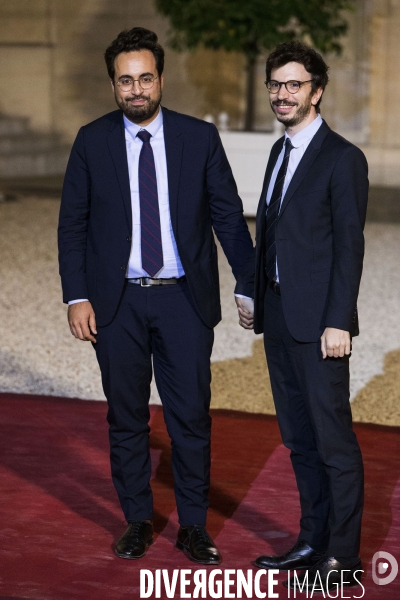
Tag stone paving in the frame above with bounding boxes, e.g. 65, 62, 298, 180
1, 197, 399, 422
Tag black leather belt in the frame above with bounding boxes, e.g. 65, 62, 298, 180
127, 276, 186, 287
269, 280, 281, 296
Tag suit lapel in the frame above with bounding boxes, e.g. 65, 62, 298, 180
107, 112, 132, 231
162, 107, 183, 234
256, 137, 284, 235
278, 121, 330, 218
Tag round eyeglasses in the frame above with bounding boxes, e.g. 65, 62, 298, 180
115, 75, 159, 92
265, 80, 313, 94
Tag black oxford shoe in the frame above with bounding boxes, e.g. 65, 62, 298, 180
176, 525, 221, 564
114, 520, 154, 559
283, 556, 363, 591
254, 540, 324, 570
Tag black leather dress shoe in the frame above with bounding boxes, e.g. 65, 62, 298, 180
114, 521, 154, 559
176, 525, 221, 564
283, 556, 363, 591
254, 540, 324, 570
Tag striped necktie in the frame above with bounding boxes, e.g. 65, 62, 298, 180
137, 129, 163, 277
265, 138, 294, 281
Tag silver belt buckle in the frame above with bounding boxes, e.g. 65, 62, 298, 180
140, 277, 152, 287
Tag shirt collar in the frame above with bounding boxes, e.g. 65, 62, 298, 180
123, 106, 163, 140
285, 113, 323, 148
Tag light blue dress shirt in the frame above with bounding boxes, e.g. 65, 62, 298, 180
124, 107, 184, 279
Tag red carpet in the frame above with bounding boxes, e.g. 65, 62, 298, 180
0, 393, 399, 599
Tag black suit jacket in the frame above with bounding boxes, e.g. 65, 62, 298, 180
253, 120, 369, 340
58, 107, 254, 328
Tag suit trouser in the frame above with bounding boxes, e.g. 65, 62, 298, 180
263, 286, 364, 556
94, 279, 214, 526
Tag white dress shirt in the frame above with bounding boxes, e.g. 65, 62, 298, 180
266, 114, 323, 282
69, 107, 184, 304
235, 114, 323, 300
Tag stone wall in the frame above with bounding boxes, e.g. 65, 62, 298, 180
0, 0, 399, 184
369, 0, 400, 149
0, 0, 54, 133
0, 0, 206, 142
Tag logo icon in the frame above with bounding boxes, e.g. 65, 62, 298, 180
372, 551, 398, 586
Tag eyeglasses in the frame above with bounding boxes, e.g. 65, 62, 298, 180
265, 80, 313, 94
115, 75, 159, 92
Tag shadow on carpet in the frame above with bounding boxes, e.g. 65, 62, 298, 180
0, 393, 399, 599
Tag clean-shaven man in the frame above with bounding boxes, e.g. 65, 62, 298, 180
58, 27, 254, 564
238, 42, 368, 592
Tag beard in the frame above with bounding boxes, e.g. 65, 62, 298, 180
115, 90, 162, 124
271, 94, 313, 128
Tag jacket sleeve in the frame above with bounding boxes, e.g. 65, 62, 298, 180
205, 123, 255, 298
58, 127, 91, 303
325, 145, 369, 331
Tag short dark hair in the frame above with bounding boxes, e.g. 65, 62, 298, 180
104, 27, 165, 80
266, 41, 329, 112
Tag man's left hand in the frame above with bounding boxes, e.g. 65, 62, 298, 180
320, 327, 351, 359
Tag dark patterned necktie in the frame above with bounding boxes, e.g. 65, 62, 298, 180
137, 129, 163, 276
265, 138, 294, 281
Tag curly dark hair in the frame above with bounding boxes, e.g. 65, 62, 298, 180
104, 27, 165, 80
266, 41, 329, 112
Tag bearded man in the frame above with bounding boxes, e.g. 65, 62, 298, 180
237, 42, 368, 592
58, 27, 254, 564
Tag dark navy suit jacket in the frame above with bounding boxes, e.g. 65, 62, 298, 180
253, 120, 369, 340
58, 107, 254, 328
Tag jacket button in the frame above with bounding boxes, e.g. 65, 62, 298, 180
121, 265, 126, 270
127, 236, 132, 242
